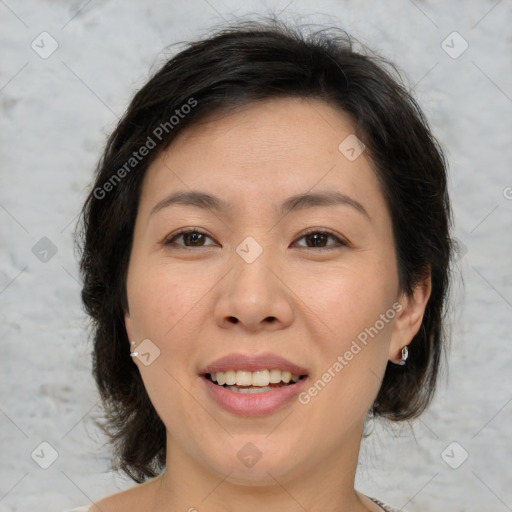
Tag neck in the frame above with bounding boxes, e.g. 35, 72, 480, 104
148, 423, 371, 512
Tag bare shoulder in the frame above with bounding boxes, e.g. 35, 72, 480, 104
89, 476, 161, 512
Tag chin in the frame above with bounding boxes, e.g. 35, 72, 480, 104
203, 444, 304, 487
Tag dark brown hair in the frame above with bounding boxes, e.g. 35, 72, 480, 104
76, 16, 454, 483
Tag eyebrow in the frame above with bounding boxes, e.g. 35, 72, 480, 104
149, 190, 370, 220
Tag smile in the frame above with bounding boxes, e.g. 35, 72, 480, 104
206, 369, 305, 390
201, 372, 309, 416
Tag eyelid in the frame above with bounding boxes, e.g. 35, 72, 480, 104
162, 227, 217, 247
294, 228, 350, 248
162, 227, 349, 249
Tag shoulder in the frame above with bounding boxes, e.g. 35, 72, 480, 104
85, 475, 161, 512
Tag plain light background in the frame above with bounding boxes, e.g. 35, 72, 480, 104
1, 1, 511, 511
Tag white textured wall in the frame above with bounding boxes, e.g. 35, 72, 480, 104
1, 1, 511, 511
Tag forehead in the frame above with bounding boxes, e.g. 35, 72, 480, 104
139, 97, 386, 220
170, 97, 356, 167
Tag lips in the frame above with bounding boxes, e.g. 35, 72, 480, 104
199, 352, 309, 376
201, 371, 309, 416
199, 352, 310, 416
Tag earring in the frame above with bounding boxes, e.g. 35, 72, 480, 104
397, 345, 409, 366
130, 341, 138, 357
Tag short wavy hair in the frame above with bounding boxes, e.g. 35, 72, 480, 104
76, 16, 454, 483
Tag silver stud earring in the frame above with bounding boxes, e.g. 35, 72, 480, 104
397, 345, 409, 366
130, 341, 138, 357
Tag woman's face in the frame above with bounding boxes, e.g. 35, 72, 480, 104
124, 97, 423, 487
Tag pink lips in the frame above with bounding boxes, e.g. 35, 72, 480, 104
200, 352, 308, 376
199, 352, 309, 417
201, 375, 308, 417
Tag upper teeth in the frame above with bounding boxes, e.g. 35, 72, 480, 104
209, 369, 302, 387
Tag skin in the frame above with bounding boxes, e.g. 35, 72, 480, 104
91, 97, 431, 512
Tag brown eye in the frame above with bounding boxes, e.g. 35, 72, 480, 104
163, 228, 347, 251
294, 230, 347, 250
164, 229, 216, 248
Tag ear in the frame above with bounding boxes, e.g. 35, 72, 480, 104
124, 308, 134, 346
389, 270, 432, 363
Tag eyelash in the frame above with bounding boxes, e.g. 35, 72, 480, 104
162, 228, 349, 251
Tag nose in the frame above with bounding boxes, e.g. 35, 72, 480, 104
213, 247, 294, 332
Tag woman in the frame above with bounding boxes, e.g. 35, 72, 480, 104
70, 16, 453, 512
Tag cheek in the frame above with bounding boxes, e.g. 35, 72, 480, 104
298, 261, 397, 344
294, 265, 396, 413
126, 266, 202, 429
127, 261, 205, 340
125, 263, 209, 410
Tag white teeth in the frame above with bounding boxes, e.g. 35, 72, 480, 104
224, 371, 236, 386
252, 370, 270, 387
281, 371, 292, 384
236, 370, 253, 386
269, 369, 282, 383
209, 369, 303, 387
216, 372, 226, 386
